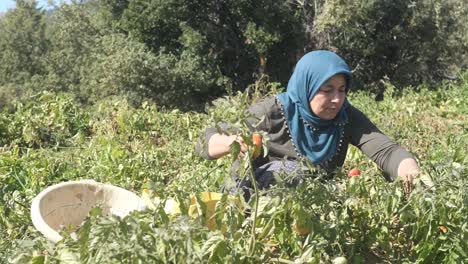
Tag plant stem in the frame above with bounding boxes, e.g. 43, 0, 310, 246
275, 258, 296, 264
248, 156, 259, 256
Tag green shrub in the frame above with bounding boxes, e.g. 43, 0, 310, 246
0, 92, 90, 148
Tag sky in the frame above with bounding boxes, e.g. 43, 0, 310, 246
0, 0, 67, 13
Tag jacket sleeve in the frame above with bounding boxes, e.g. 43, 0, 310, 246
349, 105, 413, 180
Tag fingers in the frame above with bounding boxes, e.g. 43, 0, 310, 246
402, 174, 415, 197
234, 135, 248, 153
403, 179, 413, 195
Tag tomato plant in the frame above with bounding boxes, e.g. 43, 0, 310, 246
1, 76, 467, 263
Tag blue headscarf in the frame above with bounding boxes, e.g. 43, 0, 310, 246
277, 50, 352, 165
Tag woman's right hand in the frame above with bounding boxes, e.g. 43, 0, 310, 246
207, 134, 248, 159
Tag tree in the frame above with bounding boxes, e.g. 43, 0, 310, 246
0, 0, 48, 85
116, 0, 305, 94
310, 0, 468, 93
44, 1, 103, 94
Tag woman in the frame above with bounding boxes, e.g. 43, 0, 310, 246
196, 50, 420, 198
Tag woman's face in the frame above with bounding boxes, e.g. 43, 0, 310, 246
309, 74, 346, 120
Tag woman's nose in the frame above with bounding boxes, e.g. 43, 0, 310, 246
330, 92, 342, 103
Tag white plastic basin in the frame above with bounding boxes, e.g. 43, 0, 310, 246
31, 180, 146, 242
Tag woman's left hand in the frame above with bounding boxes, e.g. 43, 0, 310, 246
397, 158, 421, 195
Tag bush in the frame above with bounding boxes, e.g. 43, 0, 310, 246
0, 92, 90, 148
79, 34, 158, 105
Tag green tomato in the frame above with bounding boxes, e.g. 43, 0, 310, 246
332, 256, 348, 264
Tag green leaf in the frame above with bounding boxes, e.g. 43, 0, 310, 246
31, 255, 45, 264
202, 234, 224, 256
57, 248, 80, 264
230, 141, 241, 162
215, 192, 228, 229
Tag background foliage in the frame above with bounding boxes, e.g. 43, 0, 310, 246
312, 0, 468, 94
0, 0, 466, 108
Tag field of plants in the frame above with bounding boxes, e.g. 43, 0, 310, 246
0, 75, 467, 263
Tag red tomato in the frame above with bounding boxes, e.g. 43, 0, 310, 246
252, 133, 262, 159
348, 168, 360, 177
438, 225, 448, 233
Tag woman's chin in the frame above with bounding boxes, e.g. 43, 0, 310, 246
318, 113, 337, 120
